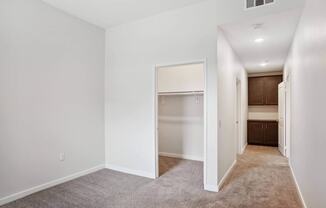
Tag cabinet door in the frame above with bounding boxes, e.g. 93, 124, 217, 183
264, 76, 283, 105
248, 77, 264, 105
264, 122, 278, 146
248, 121, 265, 145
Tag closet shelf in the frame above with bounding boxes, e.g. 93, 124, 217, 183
158, 91, 204, 96
159, 116, 203, 122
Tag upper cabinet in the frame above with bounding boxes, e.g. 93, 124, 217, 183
248, 77, 265, 105
157, 63, 204, 93
248, 75, 283, 105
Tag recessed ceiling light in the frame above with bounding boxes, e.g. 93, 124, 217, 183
255, 38, 265, 43
261, 61, 269, 67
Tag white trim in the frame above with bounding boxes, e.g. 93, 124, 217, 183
241, 143, 248, 154
204, 184, 219, 192
203, 59, 208, 188
154, 62, 159, 178
236, 79, 242, 154
106, 164, 155, 179
284, 77, 291, 159
104, 31, 110, 166
154, 59, 208, 185
289, 163, 307, 208
159, 152, 203, 162
155, 59, 207, 69
0, 164, 105, 206
218, 160, 237, 190
278, 82, 286, 156
158, 91, 204, 96
158, 116, 203, 123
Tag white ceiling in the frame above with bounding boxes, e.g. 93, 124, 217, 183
42, 0, 205, 28
220, 9, 302, 73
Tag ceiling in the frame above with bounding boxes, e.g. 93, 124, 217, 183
42, 0, 205, 28
220, 8, 302, 73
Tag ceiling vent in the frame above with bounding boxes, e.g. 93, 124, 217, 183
246, 0, 274, 9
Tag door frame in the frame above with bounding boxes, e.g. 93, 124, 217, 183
235, 79, 242, 154
153, 59, 207, 184
278, 82, 286, 156
285, 73, 291, 159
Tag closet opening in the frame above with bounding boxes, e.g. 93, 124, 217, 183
154, 61, 206, 184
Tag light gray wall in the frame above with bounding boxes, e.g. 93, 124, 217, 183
0, 0, 105, 200
105, 0, 218, 189
158, 95, 204, 161
284, 0, 326, 207
217, 28, 248, 183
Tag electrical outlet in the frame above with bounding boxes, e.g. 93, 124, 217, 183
59, 153, 65, 161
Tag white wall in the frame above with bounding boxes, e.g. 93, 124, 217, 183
105, 0, 218, 189
248, 106, 279, 121
284, 0, 326, 207
157, 63, 205, 93
216, 0, 305, 25
217, 28, 248, 184
0, 0, 105, 201
158, 95, 204, 161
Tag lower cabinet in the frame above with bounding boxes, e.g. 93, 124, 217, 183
247, 120, 278, 147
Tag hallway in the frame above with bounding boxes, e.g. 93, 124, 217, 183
2, 146, 303, 208
219, 145, 302, 207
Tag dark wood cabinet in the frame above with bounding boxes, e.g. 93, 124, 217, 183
264, 122, 278, 146
248, 121, 265, 144
248, 120, 278, 146
248, 77, 264, 105
248, 75, 282, 105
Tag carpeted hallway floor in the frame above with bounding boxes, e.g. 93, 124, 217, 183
2, 145, 303, 208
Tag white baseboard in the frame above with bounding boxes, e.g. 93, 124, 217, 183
106, 164, 155, 179
0, 164, 105, 206
159, 152, 203, 162
289, 163, 307, 208
218, 159, 237, 190
204, 183, 219, 192
241, 143, 248, 154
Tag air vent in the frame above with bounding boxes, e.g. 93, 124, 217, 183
246, 0, 274, 9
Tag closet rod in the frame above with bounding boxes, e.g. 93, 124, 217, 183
158, 91, 204, 96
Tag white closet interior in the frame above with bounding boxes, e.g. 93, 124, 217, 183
157, 63, 205, 162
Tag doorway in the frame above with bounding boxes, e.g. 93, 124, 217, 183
154, 61, 206, 185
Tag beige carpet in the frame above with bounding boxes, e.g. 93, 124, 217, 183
2, 145, 303, 208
